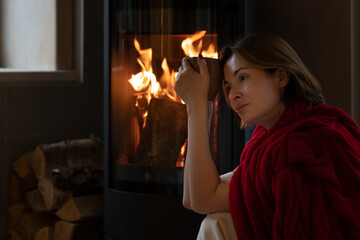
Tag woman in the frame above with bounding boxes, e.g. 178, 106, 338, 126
175, 34, 360, 239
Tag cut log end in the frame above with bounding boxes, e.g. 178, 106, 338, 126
55, 195, 103, 222
25, 189, 46, 213
37, 178, 55, 211
30, 146, 47, 181
33, 226, 54, 240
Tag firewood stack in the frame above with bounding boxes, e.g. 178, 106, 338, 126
7, 136, 104, 240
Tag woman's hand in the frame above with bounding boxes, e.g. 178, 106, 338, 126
174, 54, 210, 107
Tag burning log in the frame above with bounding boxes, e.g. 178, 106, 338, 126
134, 98, 187, 166
133, 95, 149, 131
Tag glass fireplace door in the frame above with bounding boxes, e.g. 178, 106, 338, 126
104, 0, 244, 239
109, 0, 219, 195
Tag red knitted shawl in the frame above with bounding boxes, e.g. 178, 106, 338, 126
229, 101, 360, 239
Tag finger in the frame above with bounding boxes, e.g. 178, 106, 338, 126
197, 53, 209, 75
178, 66, 183, 73
182, 57, 191, 69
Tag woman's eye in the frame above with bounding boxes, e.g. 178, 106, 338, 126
239, 75, 248, 81
225, 86, 231, 92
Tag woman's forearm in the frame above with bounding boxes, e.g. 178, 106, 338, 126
183, 100, 227, 214
183, 101, 213, 210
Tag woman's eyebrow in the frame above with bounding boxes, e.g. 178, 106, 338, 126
233, 67, 249, 76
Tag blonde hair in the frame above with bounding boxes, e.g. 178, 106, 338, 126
220, 33, 325, 107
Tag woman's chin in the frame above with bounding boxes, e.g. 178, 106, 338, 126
242, 118, 258, 127
240, 117, 251, 125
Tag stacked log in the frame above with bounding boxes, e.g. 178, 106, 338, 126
7, 136, 104, 240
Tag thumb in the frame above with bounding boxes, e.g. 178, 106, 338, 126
197, 53, 209, 76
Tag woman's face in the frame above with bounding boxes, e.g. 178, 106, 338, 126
223, 54, 288, 129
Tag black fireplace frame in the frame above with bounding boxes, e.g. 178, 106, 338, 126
103, 1, 245, 239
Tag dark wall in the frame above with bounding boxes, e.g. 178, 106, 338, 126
0, 1, 104, 239
246, 0, 351, 113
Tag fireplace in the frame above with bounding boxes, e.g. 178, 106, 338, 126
104, 0, 244, 239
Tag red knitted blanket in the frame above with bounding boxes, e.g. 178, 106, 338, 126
229, 101, 360, 239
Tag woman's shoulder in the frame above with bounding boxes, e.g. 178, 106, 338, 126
242, 102, 360, 165
279, 104, 360, 165
288, 104, 360, 141
260, 103, 359, 169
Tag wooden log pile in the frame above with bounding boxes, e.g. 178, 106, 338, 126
7, 136, 104, 240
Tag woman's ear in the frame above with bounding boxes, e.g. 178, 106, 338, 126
278, 69, 289, 87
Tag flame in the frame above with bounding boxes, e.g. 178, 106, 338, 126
128, 38, 182, 105
128, 39, 157, 102
128, 31, 217, 125
134, 39, 152, 72
181, 31, 218, 59
128, 31, 217, 104
127, 32, 217, 166
160, 58, 181, 102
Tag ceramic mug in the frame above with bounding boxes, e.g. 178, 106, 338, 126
187, 57, 224, 100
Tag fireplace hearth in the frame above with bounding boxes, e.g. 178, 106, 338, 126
104, 1, 244, 239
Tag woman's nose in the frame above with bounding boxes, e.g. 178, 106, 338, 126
228, 87, 241, 102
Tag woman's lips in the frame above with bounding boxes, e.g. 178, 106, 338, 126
234, 103, 248, 113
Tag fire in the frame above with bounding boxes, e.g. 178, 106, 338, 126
128, 31, 217, 106
176, 140, 187, 167
128, 31, 217, 165
181, 31, 218, 58
128, 40, 177, 106
160, 58, 181, 102
128, 39, 159, 103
